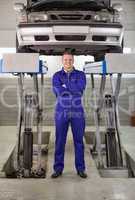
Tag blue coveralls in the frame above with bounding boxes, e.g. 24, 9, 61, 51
52, 68, 86, 173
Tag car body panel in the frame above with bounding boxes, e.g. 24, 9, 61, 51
15, 0, 124, 56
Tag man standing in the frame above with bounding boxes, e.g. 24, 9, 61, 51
51, 51, 87, 178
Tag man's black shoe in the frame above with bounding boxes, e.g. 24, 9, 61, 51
51, 171, 62, 178
77, 171, 87, 178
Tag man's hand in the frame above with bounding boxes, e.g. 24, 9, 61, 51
62, 84, 67, 88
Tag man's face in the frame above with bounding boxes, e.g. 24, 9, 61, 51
62, 54, 74, 72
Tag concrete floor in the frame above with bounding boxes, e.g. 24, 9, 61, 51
0, 126, 135, 200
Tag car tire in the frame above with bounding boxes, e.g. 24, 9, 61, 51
109, 38, 124, 53
94, 52, 105, 62
94, 39, 124, 62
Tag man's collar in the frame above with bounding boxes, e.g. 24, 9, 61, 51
62, 67, 75, 74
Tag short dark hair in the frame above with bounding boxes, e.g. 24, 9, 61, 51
63, 48, 75, 56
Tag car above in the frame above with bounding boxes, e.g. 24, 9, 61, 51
14, 0, 124, 60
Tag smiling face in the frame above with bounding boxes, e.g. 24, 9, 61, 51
62, 53, 74, 72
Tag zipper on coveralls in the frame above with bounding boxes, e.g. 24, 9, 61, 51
67, 72, 72, 118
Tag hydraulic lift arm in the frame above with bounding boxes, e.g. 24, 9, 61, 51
83, 53, 135, 173
0, 53, 48, 178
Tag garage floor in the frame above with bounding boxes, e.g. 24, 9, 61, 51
0, 126, 135, 200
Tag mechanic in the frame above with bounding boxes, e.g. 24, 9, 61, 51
51, 50, 87, 178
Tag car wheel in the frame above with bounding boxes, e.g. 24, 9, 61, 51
109, 39, 124, 53
94, 39, 124, 62
94, 52, 105, 62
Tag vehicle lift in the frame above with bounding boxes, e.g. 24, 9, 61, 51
1, 53, 135, 178
83, 53, 135, 177
0, 53, 48, 178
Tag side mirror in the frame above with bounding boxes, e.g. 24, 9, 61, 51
13, 3, 25, 12
112, 3, 123, 12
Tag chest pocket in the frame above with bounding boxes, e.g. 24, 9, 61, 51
59, 76, 67, 84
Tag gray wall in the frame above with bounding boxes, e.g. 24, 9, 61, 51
0, 76, 134, 126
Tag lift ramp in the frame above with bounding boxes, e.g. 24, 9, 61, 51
0, 127, 17, 177
0, 54, 40, 177
120, 127, 135, 177
84, 53, 135, 74
84, 53, 135, 178
0, 53, 49, 178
